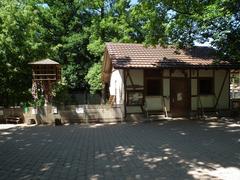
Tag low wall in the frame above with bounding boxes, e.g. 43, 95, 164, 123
0, 105, 124, 124
58, 105, 123, 124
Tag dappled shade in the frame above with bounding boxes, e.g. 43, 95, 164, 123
0, 120, 240, 179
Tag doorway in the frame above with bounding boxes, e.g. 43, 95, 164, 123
170, 78, 189, 117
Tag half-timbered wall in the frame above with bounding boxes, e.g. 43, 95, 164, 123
191, 69, 229, 111
125, 69, 144, 113
191, 69, 216, 110
109, 68, 230, 117
215, 70, 230, 109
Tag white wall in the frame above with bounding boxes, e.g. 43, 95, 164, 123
126, 69, 144, 86
109, 68, 124, 104
109, 68, 230, 117
215, 70, 229, 109
191, 69, 229, 110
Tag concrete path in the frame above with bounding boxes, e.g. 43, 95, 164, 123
0, 120, 240, 180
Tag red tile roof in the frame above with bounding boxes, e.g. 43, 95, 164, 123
105, 43, 232, 69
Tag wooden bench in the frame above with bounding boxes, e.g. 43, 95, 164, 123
5, 116, 21, 124
144, 97, 168, 120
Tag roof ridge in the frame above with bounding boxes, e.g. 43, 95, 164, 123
29, 58, 59, 65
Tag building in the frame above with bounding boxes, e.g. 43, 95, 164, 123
102, 43, 238, 119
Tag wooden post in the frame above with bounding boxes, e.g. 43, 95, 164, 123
123, 70, 127, 119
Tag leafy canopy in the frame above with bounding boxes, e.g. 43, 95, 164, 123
0, 0, 239, 105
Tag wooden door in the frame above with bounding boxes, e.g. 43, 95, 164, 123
170, 78, 189, 117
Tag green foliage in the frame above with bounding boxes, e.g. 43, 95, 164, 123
52, 81, 70, 105
30, 95, 45, 108
35, 0, 93, 89
85, 0, 135, 57
0, 0, 46, 106
0, 0, 239, 106
85, 63, 102, 94
133, 0, 240, 61
198, 0, 240, 61
131, 0, 168, 44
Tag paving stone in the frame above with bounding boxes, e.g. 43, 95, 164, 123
0, 120, 239, 180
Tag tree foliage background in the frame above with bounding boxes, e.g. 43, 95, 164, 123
0, 0, 239, 106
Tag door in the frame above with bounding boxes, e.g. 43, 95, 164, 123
170, 78, 189, 117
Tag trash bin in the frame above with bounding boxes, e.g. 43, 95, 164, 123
23, 103, 29, 113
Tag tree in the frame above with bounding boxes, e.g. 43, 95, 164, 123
131, 0, 169, 44
35, 0, 93, 89
85, 62, 102, 94
83, 0, 136, 92
134, 0, 240, 61
0, 0, 46, 106
198, 0, 240, 61
1, 0, 239, 106
85, 0, 135, 57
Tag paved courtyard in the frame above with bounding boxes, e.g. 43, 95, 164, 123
0, 120, 240, 180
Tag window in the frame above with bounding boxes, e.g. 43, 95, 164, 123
127, 90, 144, 105
199, 78, 213, 95
146, 79, 162, 95
145, 70, 162, 96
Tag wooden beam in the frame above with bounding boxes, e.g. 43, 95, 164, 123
189, 69, 192, 112
126, 70, 136, 90
123, 70, 127, 119
196, 69, 201, 116
169, 69, 172, 114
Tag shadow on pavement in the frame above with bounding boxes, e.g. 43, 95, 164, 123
0, 119, 239, 179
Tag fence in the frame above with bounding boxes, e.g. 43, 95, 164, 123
0, 92, 102, 107
54, 92, 102, 105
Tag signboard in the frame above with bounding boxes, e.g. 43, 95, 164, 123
76, 107, 84, 114
32, 108, 37, 115
52, 107, 58, 114
127, 90, 144, 105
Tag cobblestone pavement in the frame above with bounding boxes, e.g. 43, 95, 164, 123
0, 120, 240, 180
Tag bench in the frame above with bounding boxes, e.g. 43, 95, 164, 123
5, 116, 21, 124
144, 97, 168, 120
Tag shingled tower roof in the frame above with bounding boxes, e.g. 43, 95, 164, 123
29, 59, 59, 65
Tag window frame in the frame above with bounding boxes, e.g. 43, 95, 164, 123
144, 70, 163, 96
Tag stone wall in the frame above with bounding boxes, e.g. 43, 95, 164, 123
0, 105, 124, 124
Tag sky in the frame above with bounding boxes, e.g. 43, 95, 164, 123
194, 41, 212, 47
131, 0, 138, 5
